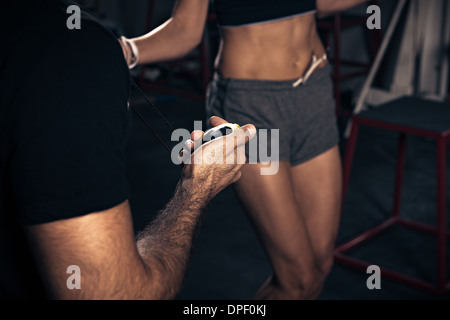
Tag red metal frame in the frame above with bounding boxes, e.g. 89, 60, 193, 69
338, 115, 450, 295
316, 0, 382, 118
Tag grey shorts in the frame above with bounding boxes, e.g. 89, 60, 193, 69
205, 64, 339, 166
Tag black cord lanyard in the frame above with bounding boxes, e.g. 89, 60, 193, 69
128, 79, 239, 161
129, 78, 176, 155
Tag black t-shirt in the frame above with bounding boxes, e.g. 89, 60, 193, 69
0, 0, 131, 298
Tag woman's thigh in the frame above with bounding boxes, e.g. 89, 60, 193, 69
291, 145, 342, 261
232, 161, 318, 281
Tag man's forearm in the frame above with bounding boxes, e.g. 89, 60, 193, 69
316, 0, 370, 18
136, 179, 208, 299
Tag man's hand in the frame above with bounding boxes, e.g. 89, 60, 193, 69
178, 116, 256, 207
25, 116, 255, 300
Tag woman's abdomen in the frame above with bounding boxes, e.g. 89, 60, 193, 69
216, 13, 326, 81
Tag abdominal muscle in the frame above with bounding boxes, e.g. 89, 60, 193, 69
215, 13, 327, 81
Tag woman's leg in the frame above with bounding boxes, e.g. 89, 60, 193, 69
232, 146, 342, 300
290, 146, 342, 296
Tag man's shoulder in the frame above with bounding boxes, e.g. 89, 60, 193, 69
4, 0, 123, 67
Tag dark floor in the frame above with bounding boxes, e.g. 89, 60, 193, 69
124, 81, 450, 300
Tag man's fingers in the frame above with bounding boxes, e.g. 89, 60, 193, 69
189, 130, 204, 152
191, 130, 204, 142
209, 116, 228, 128
223, 124, 256, 153
237, 124, 257, 144
208, 117, 256, 146
196, 120, 256, 163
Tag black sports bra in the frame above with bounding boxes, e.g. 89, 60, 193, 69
213, 0, 316, 27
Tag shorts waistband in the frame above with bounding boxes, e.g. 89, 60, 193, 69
212, 63, 332, 91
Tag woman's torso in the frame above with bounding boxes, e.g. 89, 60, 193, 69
214, 1, 327, 81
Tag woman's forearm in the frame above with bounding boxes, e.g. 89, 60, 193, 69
130, 18, 202, 65
124, 0, 210, 66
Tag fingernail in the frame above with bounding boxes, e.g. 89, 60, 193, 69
248, 125, 257, 137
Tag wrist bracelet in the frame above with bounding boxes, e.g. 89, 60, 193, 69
119, 36, 139, 69
119, 36, 130, 65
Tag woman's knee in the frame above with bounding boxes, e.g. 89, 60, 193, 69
288, 254, 334, 299
317, 252, 334, 277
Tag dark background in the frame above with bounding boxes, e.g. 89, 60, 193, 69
81, 0, 450, 299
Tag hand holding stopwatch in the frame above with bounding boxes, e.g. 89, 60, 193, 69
180, 123, 241, 164
197, 123, 240, 149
